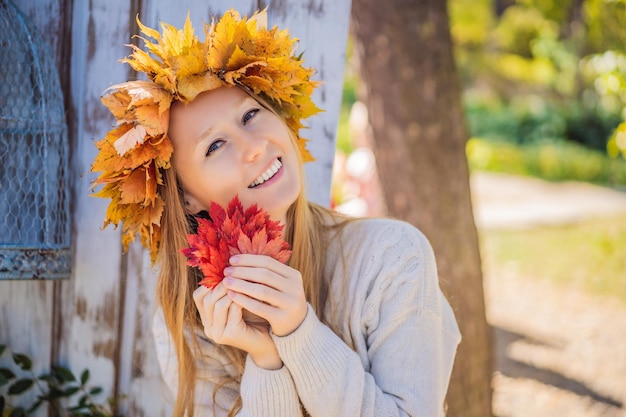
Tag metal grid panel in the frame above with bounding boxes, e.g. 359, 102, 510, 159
0, 0, 71, 279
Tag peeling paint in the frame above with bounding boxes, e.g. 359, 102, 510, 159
269, 0, 288, 20
76, 296, 87, 320
94, 290, 119, 330
323, 125, 334, 142
305, 0, 325, 18
84, 98, 113, 135
132, 349, 145, 378
128, 402, 145, 417
318, 54, 326, 101
87, 11, 96, 61
92, 338, 116, 358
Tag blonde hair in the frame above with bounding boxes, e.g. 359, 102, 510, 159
156, 100, 350, 416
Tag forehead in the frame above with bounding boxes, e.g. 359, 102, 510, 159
168, 86, 255, 147
170, 86, 250, 123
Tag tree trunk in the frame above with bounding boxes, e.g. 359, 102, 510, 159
350, 1, 493, 416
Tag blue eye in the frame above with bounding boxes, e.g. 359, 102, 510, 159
205, 139, 224, 156
243, 108, 259, 124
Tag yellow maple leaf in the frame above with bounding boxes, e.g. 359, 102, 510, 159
207, 9, 261, 71
237, 74, 273, 95
176, 72, 222, 102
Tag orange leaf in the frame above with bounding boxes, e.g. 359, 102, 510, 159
114, 125, 147, 156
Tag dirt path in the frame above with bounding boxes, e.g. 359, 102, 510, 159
472, 173, 626, 417
486, 270, 626, 417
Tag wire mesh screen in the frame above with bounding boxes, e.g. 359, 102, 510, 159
0, 0, 71, 279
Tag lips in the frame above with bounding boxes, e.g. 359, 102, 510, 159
248, 158, 282, 188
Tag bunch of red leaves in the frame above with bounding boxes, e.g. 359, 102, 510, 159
181, 196, 292, 289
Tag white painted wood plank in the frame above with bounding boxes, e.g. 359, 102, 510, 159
141, 0, 256, 32
0, 281, 52, 416
268, 0, 352, 205
55, 0, 133, 403
117, 244, 172, 416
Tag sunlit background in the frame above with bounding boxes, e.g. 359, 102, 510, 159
332, 1, 626, 415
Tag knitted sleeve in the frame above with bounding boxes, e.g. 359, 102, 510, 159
152, 309, 303, 417
271, 220, 461, 417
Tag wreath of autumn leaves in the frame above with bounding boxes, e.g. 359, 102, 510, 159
90, 9, 320, 263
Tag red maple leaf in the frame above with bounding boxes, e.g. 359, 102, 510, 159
181, 196, 292, 289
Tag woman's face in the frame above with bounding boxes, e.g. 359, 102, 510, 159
169, 86, 301, 224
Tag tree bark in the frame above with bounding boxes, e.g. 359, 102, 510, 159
350, 1, 493, 416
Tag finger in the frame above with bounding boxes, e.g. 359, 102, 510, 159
225, 267, 285, 291
228, 289, 276, 321
227, 302, 243, 327
193, 285, 211, 310
195, 284, 227, 325
229, 254, 294, 277
223, 277, 284, 306
194, 283, 227, 309
209, 297, 232, 334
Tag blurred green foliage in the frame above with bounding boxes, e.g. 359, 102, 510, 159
0, 344, 122, 416
608, 122, 626, 159
467, 137, 626, 185
466, 100, 622, 149
338, 0, 626, 184
449, 0, 626, 170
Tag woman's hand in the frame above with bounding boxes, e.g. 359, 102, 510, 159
193, 284, 282, 370
222, 254, 308, 337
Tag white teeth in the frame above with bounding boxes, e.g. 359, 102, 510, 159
249, 159, 282, 188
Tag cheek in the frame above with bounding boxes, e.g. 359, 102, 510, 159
204, 179, 241, 208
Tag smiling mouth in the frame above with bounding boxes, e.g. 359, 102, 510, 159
248, 158, 282, 188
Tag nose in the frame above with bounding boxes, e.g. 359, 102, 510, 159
238, 132, 268, 162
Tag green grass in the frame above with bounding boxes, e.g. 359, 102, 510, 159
480, 213, 626, 304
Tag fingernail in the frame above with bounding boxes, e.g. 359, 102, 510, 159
229, 255, 240, 264
223, 277, 233, 286
224, 267, 234, 275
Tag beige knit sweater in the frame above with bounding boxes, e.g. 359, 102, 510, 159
153, 218, 461, 416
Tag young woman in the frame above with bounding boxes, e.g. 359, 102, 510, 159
92, 9, 461, 417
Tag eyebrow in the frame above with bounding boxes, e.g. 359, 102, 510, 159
194, 95, 258, 145
195, 126, 214, 145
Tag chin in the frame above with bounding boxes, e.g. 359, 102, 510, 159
270, 194, 300, 223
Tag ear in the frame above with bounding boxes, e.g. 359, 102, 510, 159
183, 193, 204, 215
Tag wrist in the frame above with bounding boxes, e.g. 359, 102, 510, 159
250, 350, 282, 370
273, 304, 308, 337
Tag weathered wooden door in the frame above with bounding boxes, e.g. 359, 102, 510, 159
0, 0, 350, 415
